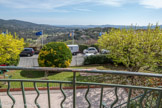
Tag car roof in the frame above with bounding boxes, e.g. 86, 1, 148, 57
24, 48, 33, 49
67, 45, 78, 47
88, 47, 96, 49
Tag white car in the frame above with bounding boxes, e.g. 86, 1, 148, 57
83, 47, 98, 54
84, 53, 94, 57
101, 49, 110, 54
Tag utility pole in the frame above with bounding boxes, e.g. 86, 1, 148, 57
42, 30, 43, 48
72, 30, 75, 44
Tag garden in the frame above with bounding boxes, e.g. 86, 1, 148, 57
0, 25, 162, 89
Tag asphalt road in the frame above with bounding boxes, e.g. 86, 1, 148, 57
18, 54, 84, 67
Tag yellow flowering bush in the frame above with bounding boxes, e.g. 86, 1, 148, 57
0, 33, 24, 65
98, 25, 162, 72
38, 42, 72, 68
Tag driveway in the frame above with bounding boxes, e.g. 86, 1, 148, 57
18, 55, 39, 67
18, 54, 84, 67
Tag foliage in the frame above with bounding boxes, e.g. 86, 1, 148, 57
38, 42, 72, 68
98, 25, 162, 72
24, 42, 30, 47
79, 44, 89, 53
84, 54, 113, 65
5, 55, 20, 66
0, 33, 24, 64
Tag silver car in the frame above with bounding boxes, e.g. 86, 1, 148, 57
101, 49, 110, 54
83, 47, 98, 54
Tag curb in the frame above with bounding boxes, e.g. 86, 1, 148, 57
0, 86, 102, 92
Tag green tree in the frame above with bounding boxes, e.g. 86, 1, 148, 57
98, 26, 162, 72
24, 42, 30, 47
0, 33, 24, 64
38, 42, 72, 68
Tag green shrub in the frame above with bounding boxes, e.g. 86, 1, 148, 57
38, 42, 72, 68
98, 25, 162, 72
84, 54, 113, 65
79, 44, 88, 53
4, 55, 20, 66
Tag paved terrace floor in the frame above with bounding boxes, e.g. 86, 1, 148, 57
0, 88, 127, 108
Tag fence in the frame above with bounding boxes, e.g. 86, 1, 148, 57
0, 66, 162, 108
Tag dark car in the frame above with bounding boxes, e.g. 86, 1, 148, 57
20, 48, 34, 56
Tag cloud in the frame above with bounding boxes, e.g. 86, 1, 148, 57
74, 8, 93, 12
1, 0, 161, 11
139, 0, 162, 9
0, 0, 68, 9
0, 0, 126, 10
95, 0, 126, 6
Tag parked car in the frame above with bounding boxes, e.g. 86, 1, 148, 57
101, 49, 110, 54
83, 47, 98, 54
20, 48, 34, 57
67, 45, 79, 55
84, 53, 95, 57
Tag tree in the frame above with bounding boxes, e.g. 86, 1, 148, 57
97, 26, 162, 72
38, 42, 72, 68
0, 33, 24, 64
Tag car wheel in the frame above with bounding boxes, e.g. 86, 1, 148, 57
27, 54, 31, 57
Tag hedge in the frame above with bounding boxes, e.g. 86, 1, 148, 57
84, 54, 113, 65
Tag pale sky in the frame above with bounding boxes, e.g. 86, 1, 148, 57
0, 0, 162, 25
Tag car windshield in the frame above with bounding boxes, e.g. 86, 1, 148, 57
24, 49, 30, 51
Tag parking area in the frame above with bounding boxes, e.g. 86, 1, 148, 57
18, 54, 84, 67
18, 55, 39, 67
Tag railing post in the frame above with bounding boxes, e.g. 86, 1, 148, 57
0, 99, 2, 108
21, 82, 27, 108
47, 82, 51, 108
73, 72, 76, 108
44, 71, 49, 78
127, 88, 132, 108
99, 86, 104, 108
156, 91, 162, 108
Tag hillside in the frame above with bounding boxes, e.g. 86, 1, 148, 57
0, 19, 71, 40
0, 19, 112, 45
2, 19, 160, 46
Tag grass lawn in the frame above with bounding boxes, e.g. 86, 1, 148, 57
0, 64, 161, 88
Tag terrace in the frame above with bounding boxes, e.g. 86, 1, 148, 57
0, 66, 162, 108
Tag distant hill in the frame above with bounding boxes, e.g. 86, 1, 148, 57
0, 19, 65, 29
1, 19, 161, 45
57, 24, 162, 29
0, 19, 71, 40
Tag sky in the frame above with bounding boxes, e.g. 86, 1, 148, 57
0, 0, 162, 26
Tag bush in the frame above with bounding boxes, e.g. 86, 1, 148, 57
7, 56, 20, 66
1, 55, 20, 66
79, 44, 88, 53
0, 33, 24, 64
84, 54, 113, 65
98, 25, 162, 72
38, 42, 72, 68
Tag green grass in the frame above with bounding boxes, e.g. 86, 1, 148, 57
0, 66, 104, 88
0, 70, 79, 88
0, 64, 161, 88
